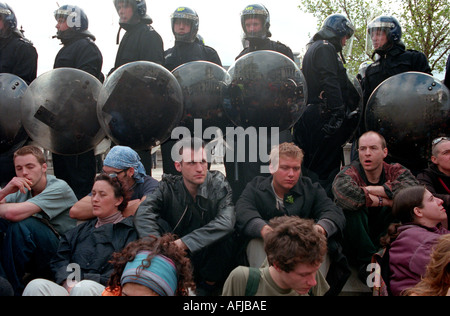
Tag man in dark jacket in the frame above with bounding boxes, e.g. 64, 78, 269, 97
0, 2, 37, 84
363, 16, 432, 106
110, 0, 164, 75
236, 142, 348, 295
293, 14, 359, 197
417, 137, 450, 228
0, 3, 38, 187
52, 5, 104, 200
236, 4, 293, 61
161, 6, 222, 176
134, 138, 236, 295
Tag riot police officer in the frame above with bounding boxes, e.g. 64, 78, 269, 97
363, 16, 432, 105
224, 4, 295, 203
0, 2, 37, 85
162, 6, 222, 175
362, 16, 432, 174
110, 0, 164, 174
110, 0, 164, 75
236, 3, 294, 61
0, 3, 37, 187
52, 5, 104, 199
164, 7, 221, 71
293, 14, 359, 196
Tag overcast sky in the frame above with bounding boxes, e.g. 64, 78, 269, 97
11, 0, 318, 76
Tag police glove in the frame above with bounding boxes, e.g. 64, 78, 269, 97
322, 107, 345, 137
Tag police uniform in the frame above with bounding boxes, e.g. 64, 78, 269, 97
0, 30, 37, 187
362, 42, 432, 105
293, 30, 359, 197
52, 25, 104, 200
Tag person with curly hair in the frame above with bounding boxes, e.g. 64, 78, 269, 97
222, 216, 329, 296
104, 234, 195, 296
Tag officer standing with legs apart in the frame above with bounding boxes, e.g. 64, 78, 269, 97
52, 5, 104, 199
293, 14, 359, 197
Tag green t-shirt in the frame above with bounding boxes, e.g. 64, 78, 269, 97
6, 175, 77, 235
222, 266, 330, 296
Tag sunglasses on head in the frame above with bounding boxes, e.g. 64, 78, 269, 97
432, 137, 450, 147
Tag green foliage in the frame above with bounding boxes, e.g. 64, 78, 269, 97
298, 0, 449, 76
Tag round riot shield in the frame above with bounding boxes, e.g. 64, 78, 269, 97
365, 72, 450, 168
0, 74, 29, 154
172, 61, 232, 133
225, 50, 307, 131
97, 61, 184, 150
21, 68, 105, 155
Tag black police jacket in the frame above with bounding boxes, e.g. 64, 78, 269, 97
0, 32, 37, 84
164, 39, 222, 71
362, 43, 432, 105
301, 38, 349, 110
110, 21, 164, 76
54, 32, 104, 82
236, 38, 294, 61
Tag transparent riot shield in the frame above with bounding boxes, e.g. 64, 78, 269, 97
20, 68, 105, 155
172, 61, 232, 134
97, 61, 184, 150
225, 50, 308, 131
365, 71, 450, 167
0, 74, 28, 155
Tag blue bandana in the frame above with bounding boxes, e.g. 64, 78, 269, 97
120, 251, 178, 296
103, 146, 147, 184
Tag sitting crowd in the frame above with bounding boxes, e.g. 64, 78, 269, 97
0, 133, 449, 296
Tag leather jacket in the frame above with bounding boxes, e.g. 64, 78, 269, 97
134, 170, 235, 254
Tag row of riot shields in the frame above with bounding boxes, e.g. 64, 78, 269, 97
1, 50, 449, 169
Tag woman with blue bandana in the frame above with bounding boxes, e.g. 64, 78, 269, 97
70, 146, 159, 220
104, 235, 195, 296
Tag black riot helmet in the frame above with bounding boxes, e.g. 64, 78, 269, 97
54, 5, 89, 32
171, 6, 199, 43
0, 2, 17, 38
240, 4, 271, 40
322, 14, 355, 40
113, 0, 152, 24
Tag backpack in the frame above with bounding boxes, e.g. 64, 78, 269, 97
245, 267, 261, 296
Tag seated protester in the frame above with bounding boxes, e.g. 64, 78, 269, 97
23, 174, 138, 296
332, 131, 418, 280
417, 136, 450, 228
70, 145, 159, 220
222, 216, 329, 296
381, 186, 449, 296
103, 234, 195, 296
236, 142, 347, 295
403, 234, 450, 296
134, 137, 236, 296
0, 146, 77, 295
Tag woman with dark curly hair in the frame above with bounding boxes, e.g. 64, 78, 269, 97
103, 234, 195, 296
23, 174, 138, 296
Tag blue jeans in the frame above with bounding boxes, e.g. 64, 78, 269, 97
0, 217, 60, 295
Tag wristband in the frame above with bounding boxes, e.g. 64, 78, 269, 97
378, 196, 383, 207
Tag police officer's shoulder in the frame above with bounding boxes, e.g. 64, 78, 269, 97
17, 37, 34, 46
